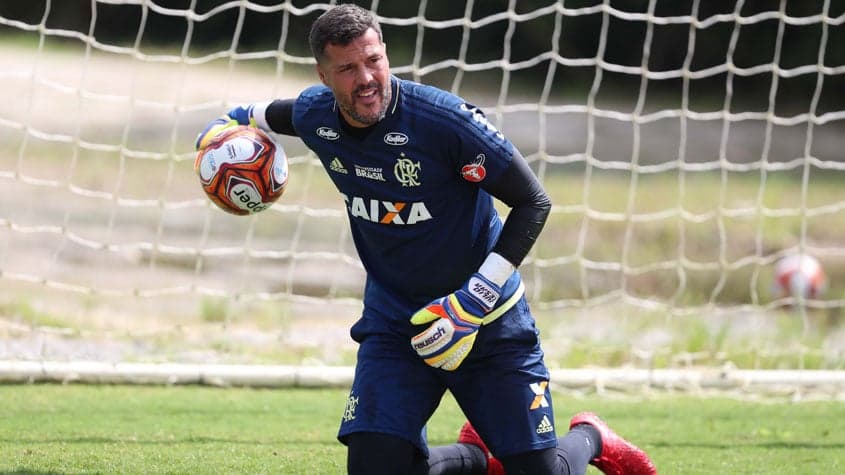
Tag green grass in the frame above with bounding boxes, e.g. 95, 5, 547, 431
1, 384, 843, 474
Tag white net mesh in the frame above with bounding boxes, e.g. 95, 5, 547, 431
1, 0, 844, 394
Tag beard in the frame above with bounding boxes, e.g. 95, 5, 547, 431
338, 80, 391, 126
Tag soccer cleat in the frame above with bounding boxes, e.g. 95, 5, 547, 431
569, 412, 657, 475
457, 422, 505, 475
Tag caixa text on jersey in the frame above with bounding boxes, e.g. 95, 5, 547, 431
342, 194, 433, 225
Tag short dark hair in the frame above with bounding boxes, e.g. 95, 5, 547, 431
308, 4, 383, 63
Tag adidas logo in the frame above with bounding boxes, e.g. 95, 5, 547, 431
329, 157, 348, 174
536, 415, 554, 434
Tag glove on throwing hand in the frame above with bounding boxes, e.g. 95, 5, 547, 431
195, 104, 257, 151
410, 273, 502, 371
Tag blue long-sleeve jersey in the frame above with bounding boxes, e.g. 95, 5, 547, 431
291, 76, 523, 325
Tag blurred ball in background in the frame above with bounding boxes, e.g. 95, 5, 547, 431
774, 254, 827, 300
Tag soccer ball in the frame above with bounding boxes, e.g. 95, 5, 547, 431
194, 126, 288, 215
773, 254, 826, 299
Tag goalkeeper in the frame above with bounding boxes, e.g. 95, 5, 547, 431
197, 4, 656, 475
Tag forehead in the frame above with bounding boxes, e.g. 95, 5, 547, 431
321, 28, 385, 65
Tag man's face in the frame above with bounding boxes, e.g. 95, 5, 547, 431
316, 28, 391, 128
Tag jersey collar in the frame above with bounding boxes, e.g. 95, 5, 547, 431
386, 75, 401, 118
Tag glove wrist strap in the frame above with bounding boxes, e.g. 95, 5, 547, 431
251, 101, 273, 132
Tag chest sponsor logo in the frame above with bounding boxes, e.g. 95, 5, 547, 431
316, 126, 340, 140
461, 153, 487, 183
384, 132, 409, 146
394, 154, 421, 187
342, 194, 432, 225
354, 165, 386, 182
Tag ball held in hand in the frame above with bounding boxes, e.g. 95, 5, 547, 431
194, 126, 288, 216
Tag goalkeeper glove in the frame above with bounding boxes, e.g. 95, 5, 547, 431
410, 272, 502, 371
195, 104, 259, 151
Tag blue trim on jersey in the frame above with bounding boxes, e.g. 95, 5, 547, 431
292, 76, 522, 326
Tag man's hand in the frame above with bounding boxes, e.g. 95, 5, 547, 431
195, 104, 257, 151
410, 273, 502, 371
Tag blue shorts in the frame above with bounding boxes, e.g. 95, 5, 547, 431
337, 297, 558, 458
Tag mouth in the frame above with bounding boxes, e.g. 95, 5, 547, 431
354, 83, 380, 105
342, 81, 389, 126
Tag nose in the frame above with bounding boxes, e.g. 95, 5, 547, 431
354, 64, 374, 85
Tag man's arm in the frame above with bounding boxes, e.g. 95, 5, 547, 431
195, 99, 298, 151
483, 149, 552, 269
409, 149, 551, 371
257, 99, 298, 136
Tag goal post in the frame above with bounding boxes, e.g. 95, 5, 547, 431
1, 0, 844, 395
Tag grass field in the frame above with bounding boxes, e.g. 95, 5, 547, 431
1, 384, 843, 474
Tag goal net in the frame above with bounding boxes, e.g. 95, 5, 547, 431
1, 0, 844, 396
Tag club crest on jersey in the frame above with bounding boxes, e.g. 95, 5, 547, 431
342, 393, 359, 422
316, 126, 340, 140
394, 153, 421, 187
461, 154, 487, 182
384, 132, 409, 146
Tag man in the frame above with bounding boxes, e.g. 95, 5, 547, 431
197, 4, 656, 475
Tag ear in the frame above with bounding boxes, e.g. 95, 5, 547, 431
316, 64, 328, 86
